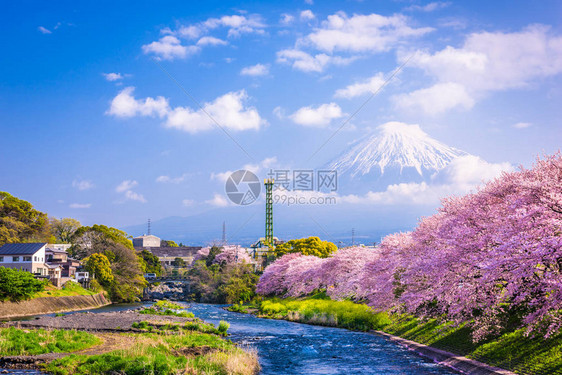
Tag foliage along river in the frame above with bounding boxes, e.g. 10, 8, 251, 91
3, 302, 459, 374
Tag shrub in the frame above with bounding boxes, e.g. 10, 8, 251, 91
218, 321, 230, 334
0, 267, 46, 301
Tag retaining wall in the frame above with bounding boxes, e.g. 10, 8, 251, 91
0, 293, 110, 319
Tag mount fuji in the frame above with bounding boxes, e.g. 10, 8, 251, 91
325, 122, 469, 194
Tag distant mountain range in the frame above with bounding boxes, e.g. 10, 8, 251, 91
123, 122, 470, 246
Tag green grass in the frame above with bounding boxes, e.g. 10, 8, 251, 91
252, 297, 562, 375
33, 281, 96, 298
139, 301, 195, 318
153, 300, 185, 310
0, 327, 101, 356
43, 331, 258, 375
132, 319, 229, 336
258, 297, 390, 331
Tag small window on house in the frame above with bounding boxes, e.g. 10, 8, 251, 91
34, 256, 37, 261
23, 256, 32, 262
0, 256, 3, 262
13, 256, 19, 262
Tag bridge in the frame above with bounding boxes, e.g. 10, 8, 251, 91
145, 276, 189, 283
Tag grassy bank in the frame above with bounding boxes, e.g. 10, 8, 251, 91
33, 281, 97, 298
231, 296, 562, 375
0, 327, 101, 355
44, 331, 258, 375
1, 306, 258, 375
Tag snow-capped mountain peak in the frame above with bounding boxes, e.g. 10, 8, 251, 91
327, 122, 468, 178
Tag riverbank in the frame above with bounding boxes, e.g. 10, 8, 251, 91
1, 302, 260, 374
0, 292, 110, 319
229, 297, 562, 375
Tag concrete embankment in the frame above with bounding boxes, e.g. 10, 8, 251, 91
0, 293, 110, 319
372, 330, 516, 375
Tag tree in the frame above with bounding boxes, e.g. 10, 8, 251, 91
274, 237, 337, 258
172, 257, 186, 267
0, 192, 49, 245
71, 225, 145, 302
49, 217, 81, 243
163, 240, 179, 247
84, 253, 114, 286
257, 153, 562, 341
0, 267, 46, 301
139, 249, 163, 276
206, 246, 223, 267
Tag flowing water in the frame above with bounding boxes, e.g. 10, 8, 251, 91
188, 303, 459, 375
2, 302, 459, 374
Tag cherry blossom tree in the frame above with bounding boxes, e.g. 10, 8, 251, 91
257, 153, 562, 340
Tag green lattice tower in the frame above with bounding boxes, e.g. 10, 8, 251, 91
264, 178, 274, 251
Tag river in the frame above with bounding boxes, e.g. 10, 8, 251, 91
2, 302, 459, 374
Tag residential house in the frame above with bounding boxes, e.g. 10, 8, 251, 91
45, 245, 80, 278
0, 243, 48, 275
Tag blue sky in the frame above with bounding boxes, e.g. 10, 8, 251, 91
1, 0, 562, 237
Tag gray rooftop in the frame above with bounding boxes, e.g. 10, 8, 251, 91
0, 243, 47, 255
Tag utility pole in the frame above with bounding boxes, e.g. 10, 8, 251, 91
351, 228, 355, 246
222, 221, 226, 244
147, 218, 151, 236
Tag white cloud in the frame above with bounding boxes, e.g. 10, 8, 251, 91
165, 90, 265, 133
211, 157, 278, 182
182, 199, 195, 207
300, 10, 315, 21
273, 106, 284, 119
141, 36, 200, 60
290, 102, 344, 127
72, 179, 94, 191
405, 2, 451, 12
69, 203, 91, 209
197, 36, 227, 46
106, 87, 169, 118
203, 14, 266, 37
38, 26, 52, 34
434, 155, 513, 186
116, 180, 138, 193
206, 193, 230, 207
156, 174, 188, 183
124, 190, 147, 203
304, 12, 433, 54
107, 88, 265, 134
103, 72, 124, 81
165, 14, 266, 43
143, 14, 265, 61
304, 0, 313, 4
280, 14, 294, 25
513, 122, 533, 129
277, 49, 356, 72
393, 82, 475, 115
178, 25, 201, 39
240, 63, 269, 76
399, 25, 562, 114
341, 155, 512, 205
115, 180, 145, 203
334, 73, 386, 98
